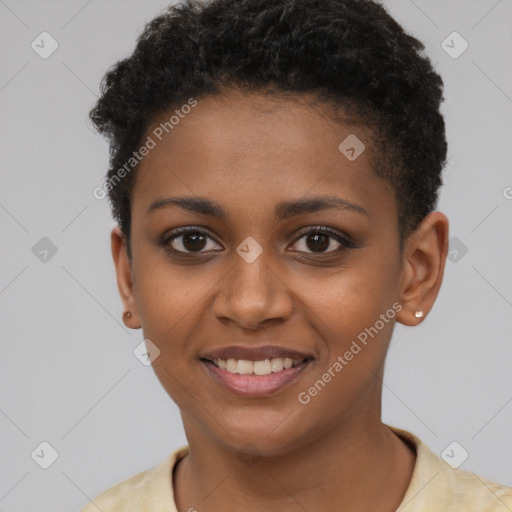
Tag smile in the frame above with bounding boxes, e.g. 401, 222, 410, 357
211, 357, 305, 375
201, 357, 313, 397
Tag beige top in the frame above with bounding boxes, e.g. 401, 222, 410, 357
80, 427, 512, 511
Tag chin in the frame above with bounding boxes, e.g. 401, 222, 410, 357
211, 415, 308, 457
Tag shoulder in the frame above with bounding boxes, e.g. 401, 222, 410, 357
436, 461, 512, 511
80, 446, 188, 512
390, 426, 512, 512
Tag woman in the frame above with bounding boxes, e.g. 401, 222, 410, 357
82, 0, 512, 510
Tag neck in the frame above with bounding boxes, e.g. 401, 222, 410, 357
173, 418, 416, 512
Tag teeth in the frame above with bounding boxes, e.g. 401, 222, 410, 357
226, 358, 237, 372
270, 358, 283, 372
213, 357, 304, 375
237, 359, 253, 375
253, 359, 271, 375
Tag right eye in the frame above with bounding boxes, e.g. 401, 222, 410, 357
163, 226, 223, 254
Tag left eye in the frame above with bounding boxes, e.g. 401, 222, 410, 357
290, 229, 349, 254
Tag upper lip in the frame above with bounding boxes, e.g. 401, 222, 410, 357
201, 345, 313, 361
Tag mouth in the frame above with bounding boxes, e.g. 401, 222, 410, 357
203, 356, 310, 375
199, 345, 314, 397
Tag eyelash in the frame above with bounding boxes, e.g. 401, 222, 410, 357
161, 225, 355, 256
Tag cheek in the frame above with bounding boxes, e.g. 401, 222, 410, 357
132, 261, 215, 393
136, 267, 210, 412
134, 248, 211, 328
303, 254, 399, 335
296, 275, 396, 423
299, 251, 400, 382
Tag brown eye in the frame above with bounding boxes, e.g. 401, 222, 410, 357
178, 232, 207, 252
165, 228, 222, 253
290, 227, 354, 254
294, 232, 341, 253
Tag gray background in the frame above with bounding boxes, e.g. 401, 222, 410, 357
0, 0, 511, 510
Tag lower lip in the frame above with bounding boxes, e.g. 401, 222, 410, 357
201, 359, 312, 397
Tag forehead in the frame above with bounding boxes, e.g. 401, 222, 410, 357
131, 89, 394, 223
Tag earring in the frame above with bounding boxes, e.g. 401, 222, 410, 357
414, 311, 424, 318
124, 311, 132, 319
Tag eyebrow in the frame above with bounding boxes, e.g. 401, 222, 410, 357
147, 195, 368, 219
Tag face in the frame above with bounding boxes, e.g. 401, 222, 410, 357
114, 88, 437, 456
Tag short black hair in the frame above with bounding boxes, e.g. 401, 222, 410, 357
89, 0, 447, 258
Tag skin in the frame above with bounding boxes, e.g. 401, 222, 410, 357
111, 87, 449, 512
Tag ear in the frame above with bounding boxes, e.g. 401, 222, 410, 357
395, 211, 449, 326
111, 225, 141, 329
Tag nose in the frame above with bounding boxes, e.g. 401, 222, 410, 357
212, 253, 294, 330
